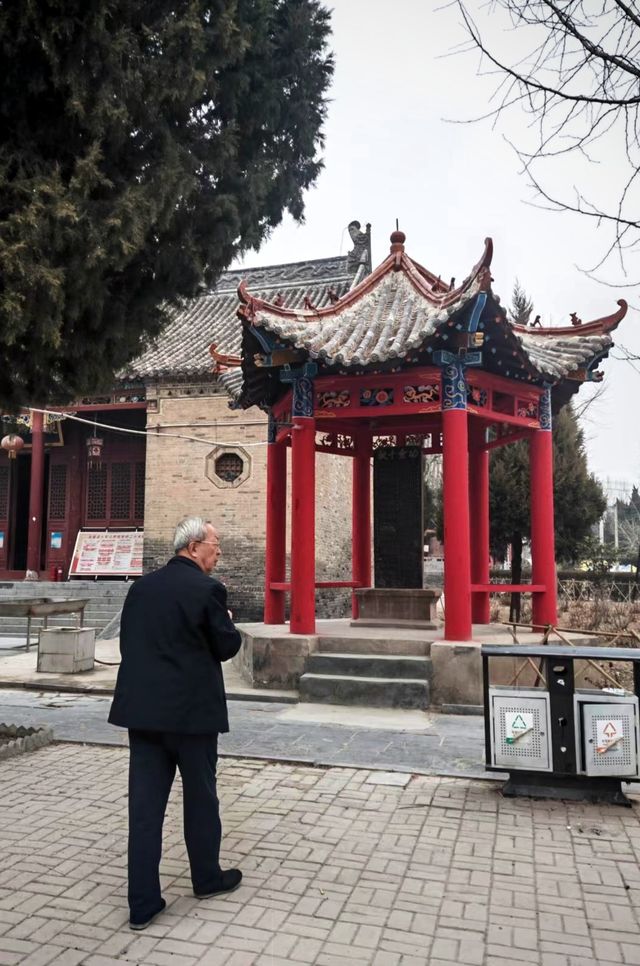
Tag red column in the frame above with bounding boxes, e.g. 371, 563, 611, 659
469, 422, 490, 623
264, 416, 287, 624
441, 362, 473, 640
530, 389, 557, 627
26, 409, 45, 577
290, 378, 316, 634
351, 433, 371, 618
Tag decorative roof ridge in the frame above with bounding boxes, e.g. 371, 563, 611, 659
237, 249, 392, 323
397, 237, 493, 308
209, 343, 241, 373
217, 272, 356, 294
220, 253, 349, 279
513, 299, 628, 338
237, 234, 494, 325
401, 256, 449, 293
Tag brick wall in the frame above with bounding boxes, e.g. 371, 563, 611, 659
143, 380, 352, 620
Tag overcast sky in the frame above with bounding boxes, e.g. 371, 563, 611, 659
233, 0, 640, 494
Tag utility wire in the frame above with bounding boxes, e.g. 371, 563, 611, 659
26, 407, 269, 448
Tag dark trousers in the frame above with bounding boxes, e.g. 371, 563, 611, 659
128, 730, 222, 920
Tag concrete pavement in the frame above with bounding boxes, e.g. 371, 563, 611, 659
0, 638, 296, 703
1, 742, 640, 965
3, 643, 640, 964
0, 689, 489, 779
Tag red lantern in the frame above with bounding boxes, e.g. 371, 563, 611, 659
1, 434, 24, 460
87, 436, 104, 468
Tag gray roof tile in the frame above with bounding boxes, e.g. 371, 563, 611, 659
234, 237, 627, 408
516, 330, 612, 380
252, 271, 485, 367
124, 255, 360, 381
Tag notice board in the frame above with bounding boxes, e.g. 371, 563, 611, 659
69, 530, 143, 577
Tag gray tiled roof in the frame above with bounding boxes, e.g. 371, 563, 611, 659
240, 239, 623, 385
251, 270, 485, 367
124, 255, 360, 382
515, 329, 612, 380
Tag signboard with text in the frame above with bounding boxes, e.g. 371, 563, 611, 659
69, 530, 143, 577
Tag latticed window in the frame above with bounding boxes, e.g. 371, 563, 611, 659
87, 465, 108, 519
134, 463, 145, 519
85, 455, 145, 524
48, 464, 67, 519
0, 466, 8, 519
215, 452, 244, 483
110, 462, 131, 519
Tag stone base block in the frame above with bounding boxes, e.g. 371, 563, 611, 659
353, 588, 441, 628
235, 628, 318, 690
430, 640, 483, 709
37, 627, 95, 674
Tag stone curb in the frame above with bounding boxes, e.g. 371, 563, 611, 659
0, 722, 54, 760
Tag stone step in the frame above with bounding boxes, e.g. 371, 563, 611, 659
0, 584, 130, 597
307, 652, 432, 680
0, 580, 128, 641
0, 595, 126, 637
299, 673, 430, 709
315, 635, 431, 657
0, 613, 119, 622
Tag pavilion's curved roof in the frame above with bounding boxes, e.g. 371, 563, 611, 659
515, 330, 611, 380
233, 232, 627, 410
238, 234, 493, 368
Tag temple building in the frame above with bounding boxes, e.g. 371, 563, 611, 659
0, 222, 372, 618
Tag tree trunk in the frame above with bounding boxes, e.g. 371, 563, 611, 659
509, 533, 523, 623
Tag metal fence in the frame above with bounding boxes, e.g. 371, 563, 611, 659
558, 576, 638, 604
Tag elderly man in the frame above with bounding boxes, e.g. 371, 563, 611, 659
109, 516, 242, 930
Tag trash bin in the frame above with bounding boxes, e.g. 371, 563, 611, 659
482, 643, 640, 805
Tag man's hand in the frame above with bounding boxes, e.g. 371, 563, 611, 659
228, 609, 233, 620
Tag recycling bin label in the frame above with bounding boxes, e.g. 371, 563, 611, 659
596, 718, 624, 755
505, 711, 534, 744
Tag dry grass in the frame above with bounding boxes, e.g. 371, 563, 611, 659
558, 596, 640, 638
495, 594, 640, 691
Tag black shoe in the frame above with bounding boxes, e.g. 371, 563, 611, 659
129, 899, 166, 931
194, 869, 242, 899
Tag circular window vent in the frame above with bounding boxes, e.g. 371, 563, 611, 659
206, 445, 251, 488
215, 452, 244, 483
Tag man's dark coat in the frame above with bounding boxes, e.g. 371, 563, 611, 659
109, 556, 242, 734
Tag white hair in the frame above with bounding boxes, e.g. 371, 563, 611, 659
173, 516, 210, 553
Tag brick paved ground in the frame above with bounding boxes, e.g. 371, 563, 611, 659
1, 745, 640, 966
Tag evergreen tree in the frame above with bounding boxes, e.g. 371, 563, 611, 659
552, 407, 607, 561
489, 404, 606, 618
0, 0, 333, 407
510, 279, 534, 326
614, 486, 640, 575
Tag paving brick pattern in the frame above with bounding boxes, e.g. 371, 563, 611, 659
1, 745, 640, 965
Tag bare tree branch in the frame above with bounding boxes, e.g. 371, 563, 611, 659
573, 381, 608, 420
455, 0, 640, 280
